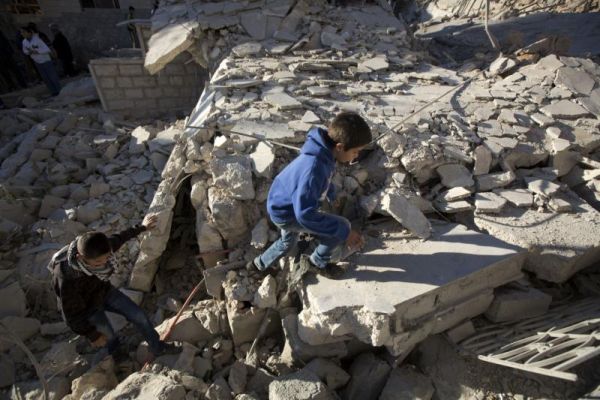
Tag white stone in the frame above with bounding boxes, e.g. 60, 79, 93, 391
103, 372, 186, 400
251, 218, 269, 249
555, 67, 596, 95
210, 156, 255, 200
263, 91, 303, 110
301, 111, 320, 124
475, 171, 515, 192
250, 142, 276, 179
474, 192, 507, 213
439, 187, 472, 202
359, 56, 389, 72
232, 42, 263, 57
253, 275, 277, 309
473, 145, 492, 176
526, 178, 561, 197
540, 100, 591, 120
129, 126, 152, 154
435, 200, 474, 213
437, 164, 474, 188
381, 192, 431, 239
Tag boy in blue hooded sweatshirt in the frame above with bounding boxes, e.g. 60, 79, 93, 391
250, 112, 372, 273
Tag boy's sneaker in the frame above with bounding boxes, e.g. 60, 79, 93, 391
299, 254, 347, 280
145, 341, 182, 363
246, 257, 266, 271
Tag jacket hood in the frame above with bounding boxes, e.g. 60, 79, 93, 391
301, 127, 334, 163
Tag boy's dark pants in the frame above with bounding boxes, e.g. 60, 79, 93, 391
88, 287, 162, 363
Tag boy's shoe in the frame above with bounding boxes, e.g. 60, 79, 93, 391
145, 342, 182, 363
302, 254, 348, 280
246, 257, 266, 271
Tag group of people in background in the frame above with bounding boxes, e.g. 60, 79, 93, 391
0, 22, 76, 99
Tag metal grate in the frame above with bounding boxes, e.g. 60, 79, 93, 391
459, 297, 600, 381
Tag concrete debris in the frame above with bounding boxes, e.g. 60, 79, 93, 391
269, 369, 335, 400
103, 372, 186, 400
485, 284, 552, 322
343, 352, 391, 400
381, 192, 432, 239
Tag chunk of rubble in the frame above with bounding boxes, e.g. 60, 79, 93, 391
302, 358, 349, 390
297, 222, 523, 355
475, 171, 515, 192
263, 92, 303, 111
250, 142, 276, 179
473, 145, 492, 176
540, 100, 591, 120
437, 164, 474, 188
554, 67, 596, 96
494, 189, 533, 208
253, 275, 277, 309
103, 372, 185, 400
381, 192, 431, 239
526, 178, 561, 197
438, 187, 471, 202
269, 369, 335, 400
485, 285, 552, 322
435, 200, 473, 214
474, 190, 600, 282
474, 192, 507, 213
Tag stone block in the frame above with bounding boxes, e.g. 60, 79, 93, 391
474, 190, 600, 282
107, 99, 129, 111
281, 314, 347, 364
226, 302, 266, 346
155, 311, 212, 344
381, 192, 431, 239
302, 358, 350, 390
485, 285, 552, 322
103, 88, 124, 99
445, 320, 475, 344
132, 76, 156, 88
437, 164, 474, 188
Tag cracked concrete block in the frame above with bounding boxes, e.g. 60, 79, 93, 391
145, 21, 198, 75
474, 190, 600, 282
253, 275, 277, 309
485, 285, 552, 322
342, 352, 390, 400
436, 164, 473, 188
210, 155, 255, 200
540, 100, 591, 120
378, 365, 434, 400
298, 222, 523, 355
104, 372, 185, 400
474, 192, 507, 213
494, 189, 533, 208
381, 192, 431, 239
226, 302, 266, 346
526, 178, 561, 197
269, 369, 335, 400
475, 171, 515, 192
445, 320, 475, 344
129, 126, 152, 154
250, 142, 275, 179
263, 92, 303, 111
554, 67, 596, 96
282, 314, 347, 364
473, 145, 492, 176
155, 311, 212, 344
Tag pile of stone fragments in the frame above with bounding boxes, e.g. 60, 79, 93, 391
2, 0, 600, 399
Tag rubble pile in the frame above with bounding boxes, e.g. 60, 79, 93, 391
2, 0, 600, 398
0, 103, 185, 390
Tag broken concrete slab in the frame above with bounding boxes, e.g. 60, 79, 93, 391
474, 190, 600, 282
475, 171, 516, 192
554, 67, 596, 96
473, 145, 492, 176
437, 164, 474, 188
438, 187, 472, 202
381, 192, 431, 239
232, 120, 297, 143
302, 358, 350, 391
263, 91, 303, 111
540, 100, 591, 120
474, 192, 507, 213
494, 189, 533, 208
269, 369, 335, 400
485, 285, 552, 322
145, 21, 198, 75
297, 222, 524, 355
250, 142, 276, 179
282, 313, 347, 364
526, 178, 562, 197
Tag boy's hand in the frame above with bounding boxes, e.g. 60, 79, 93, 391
142, 214, 158, 231
346, 230, 364, 250
91, 334, 108, 348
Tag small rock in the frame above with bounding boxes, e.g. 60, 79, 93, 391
253, 275, 277, 309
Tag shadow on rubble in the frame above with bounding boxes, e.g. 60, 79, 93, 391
416, 12, 600, 61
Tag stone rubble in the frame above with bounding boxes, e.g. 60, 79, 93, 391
3, 0, 600, 399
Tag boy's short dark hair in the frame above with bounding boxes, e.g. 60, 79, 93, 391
77, 232, 111, 259
328, 112, 372, 150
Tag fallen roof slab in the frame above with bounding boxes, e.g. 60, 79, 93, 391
297, 221, 524, 356
474, 190, 600, 283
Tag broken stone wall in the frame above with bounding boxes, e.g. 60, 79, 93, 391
89, 52, 207, 118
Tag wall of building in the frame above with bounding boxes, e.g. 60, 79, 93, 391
89, 52, 207, 118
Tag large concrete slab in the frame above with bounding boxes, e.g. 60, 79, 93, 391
475, 190, 600, 283
297, 222, 524, 355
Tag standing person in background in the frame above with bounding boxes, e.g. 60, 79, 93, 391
49, 23, 76, 77
20, 26, 61, 96
27, 22, 52, 48
0, 30, 27, 91
127, 6, 138, 48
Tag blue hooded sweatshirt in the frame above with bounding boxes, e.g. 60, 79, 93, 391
267, 127, 350, 242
